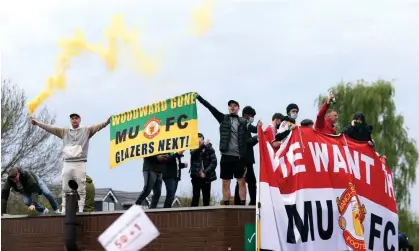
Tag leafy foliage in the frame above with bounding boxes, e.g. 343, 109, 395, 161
317, 79, 418, 209
1, 79, 63, 180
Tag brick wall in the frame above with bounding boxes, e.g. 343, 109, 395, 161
1, 206, 255, 251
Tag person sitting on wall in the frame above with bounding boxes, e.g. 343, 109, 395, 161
1, 167, 60, 215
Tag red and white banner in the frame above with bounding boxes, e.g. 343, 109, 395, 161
256, 126, 398, 251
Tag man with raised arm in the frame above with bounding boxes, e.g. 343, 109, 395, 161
196, 94, 261, 205
31, 113, 110, 213
314, 93, 338, 135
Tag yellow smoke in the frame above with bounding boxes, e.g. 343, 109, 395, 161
27, 15, 159, 115
191, 0, 213, 36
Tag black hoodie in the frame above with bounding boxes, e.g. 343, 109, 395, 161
342, 112, 373, 142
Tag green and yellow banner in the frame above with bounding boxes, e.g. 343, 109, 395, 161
109, 92, 199, 168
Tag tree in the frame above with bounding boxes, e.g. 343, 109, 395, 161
317, 79, 418, 209
1, 79, 63, 180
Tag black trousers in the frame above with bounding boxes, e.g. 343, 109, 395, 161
234, 163, 257, 205
191, 178, 211, 207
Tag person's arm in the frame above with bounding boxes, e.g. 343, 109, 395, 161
35, 121, 66, 139
247, 135, 258, 147
88, 119, 110, 138
1, 181, 11, 214
190, 143, 205, 156
314, 102, 329, 129
247, 123, 258, 133
203, 147, 217, 174
196, 95, 224, 123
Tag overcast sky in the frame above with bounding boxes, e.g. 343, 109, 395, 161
1, 0, 418, 212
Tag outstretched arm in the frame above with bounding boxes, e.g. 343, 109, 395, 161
314, 102, 329, 130
88, 118, 110, 138
196, 95, 224, 123
33, 120, 66, 139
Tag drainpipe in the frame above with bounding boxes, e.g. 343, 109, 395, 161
65, 180, 81, 251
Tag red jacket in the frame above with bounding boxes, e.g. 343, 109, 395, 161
264, 124, 279, 151
314, 102, 336, 135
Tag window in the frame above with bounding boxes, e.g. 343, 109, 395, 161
102, 202, 109, 211
109, 202, 115, 211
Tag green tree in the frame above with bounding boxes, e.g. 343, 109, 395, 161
1, 79, 63, 179
317, 79, 418, 209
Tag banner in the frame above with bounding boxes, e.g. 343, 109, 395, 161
98, 205, 160, 250
257, 127, 398, 251
109, 92, 199, 168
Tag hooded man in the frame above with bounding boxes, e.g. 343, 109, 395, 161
314, 93, 338, 134
196, 94, 261, 205
189, 133, 217, 207
31, 113, 110, 213
274, 103, 299, 143
342, 112, 374, 146
1, 167, 59, 215
234, 106, 258, 205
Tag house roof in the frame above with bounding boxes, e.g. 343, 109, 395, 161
95, 188, 182, 207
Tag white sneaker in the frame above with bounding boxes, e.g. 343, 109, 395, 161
42, 208, 49, 214
54, 209, 60, 213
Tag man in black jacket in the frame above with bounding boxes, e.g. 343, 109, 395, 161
342, 112, 375, 148
196, 94, 260, 205
162, 151, 187, 208
135, 154, 167, 208
1, 167, 59, 215
234, 106, 258, 205
190, 133, 217, 207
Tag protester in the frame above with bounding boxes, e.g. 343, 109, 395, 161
300, 119, 314, 127
342, 112, 375, 147
134, 154, 167, 208
31, 113, 110, 213
1, 167, 59, 215
314, 93, 338, 134
196, 94, 260, 205
399, 232, 413, 251
274, 103, 299, 143
234, 106, 258, 205
84, 175, 95, 212
190, 133, 217, 207
162, 151, 187, 208
264, 113, 284, 150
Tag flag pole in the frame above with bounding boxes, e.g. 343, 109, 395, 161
255, 128, 262, 251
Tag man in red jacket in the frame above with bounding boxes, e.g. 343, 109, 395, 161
314, 93, 338, 135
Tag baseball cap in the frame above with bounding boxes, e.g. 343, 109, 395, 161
69, 113, 81, 119
198, 133, 204, 139
228, 100, 240, 107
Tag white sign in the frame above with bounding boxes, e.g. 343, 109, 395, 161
98, 205, 160, 251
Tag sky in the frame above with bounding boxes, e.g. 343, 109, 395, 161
1, 0, 418, 212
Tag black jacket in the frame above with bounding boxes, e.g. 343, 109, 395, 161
143, 154, 167, 173
245, 134, 258, 164
1, 168, 41, 214
190, 143, 217, 182
197, 95, 257, 158
162, 153, 186, 180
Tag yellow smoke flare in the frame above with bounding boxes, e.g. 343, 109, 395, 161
27, 15, 159, 115
191, 0, 213, 36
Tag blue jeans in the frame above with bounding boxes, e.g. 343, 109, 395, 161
163, 178, 178, 208
21, 179, 59, 212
